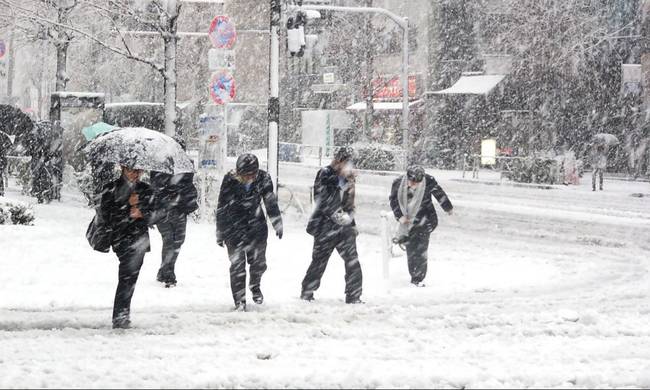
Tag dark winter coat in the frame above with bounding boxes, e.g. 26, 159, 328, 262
306, 165, 356, 236
216, 169, 282, 245
150, 171, 199, 218
99, 176, 155, 253
389, 174, 453, 234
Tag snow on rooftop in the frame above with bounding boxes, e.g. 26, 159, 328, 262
430, 75, 506, 95
346, 99, 424, 111
52, 91, 105, 98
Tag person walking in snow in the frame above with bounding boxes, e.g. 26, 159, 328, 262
99, 165, 155, 329
300, 147, 364, 304
389, 165, 453, 287
150, 137, 199, 288
151, 170, 198, 288
591, 144, 607, 191
216, 153, 283, 311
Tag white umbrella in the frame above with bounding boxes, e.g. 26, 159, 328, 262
592, 133, 620, 146
85, 127, 195, 175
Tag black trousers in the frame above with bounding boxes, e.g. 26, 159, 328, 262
226, 238, 268, 304
157, 212, 187, 282
592, 168, 604, 190
405, 231, 430, 284
301, 228, 363, 300
113, 240, 147, 322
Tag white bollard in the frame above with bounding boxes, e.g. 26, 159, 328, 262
379, 211, 393, 290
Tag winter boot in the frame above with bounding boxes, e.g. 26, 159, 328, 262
411, 281, 426, 288
234, 301, 247, 312
300, 292, 314, 302
345, 297, 365, 305
112, 311, 131, 329
251, 288, 264, 304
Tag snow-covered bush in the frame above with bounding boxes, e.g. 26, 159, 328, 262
354, 144, 397, 171
507, 157, 558, 184
0, 197, 35, 225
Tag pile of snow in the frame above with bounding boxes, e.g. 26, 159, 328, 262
0, 197, 35, 225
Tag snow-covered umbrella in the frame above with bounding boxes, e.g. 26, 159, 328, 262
592, 133, 620, 146
85, 127, 195, 175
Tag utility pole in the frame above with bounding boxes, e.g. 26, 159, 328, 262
268, 0, 281, 190
363, 0, 374, 136
641, 0, 650, 119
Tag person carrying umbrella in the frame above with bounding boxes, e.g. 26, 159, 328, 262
85, 127, 195, 328
98, 165, 155, 329
300, 147, 364, 304
389, 165, 453, 287
216, 153, 283, 311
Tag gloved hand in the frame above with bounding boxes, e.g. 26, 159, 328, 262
446, 209, 453, 216
332, 210, 353, 226
217, 239, 224, 248
276, 226, 283, 239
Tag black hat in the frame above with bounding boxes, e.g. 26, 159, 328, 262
406, 165, 425, 182
334, 146, 354, 162
236, 153, 259, 176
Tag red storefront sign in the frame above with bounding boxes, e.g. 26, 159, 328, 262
371, 75, 417, 101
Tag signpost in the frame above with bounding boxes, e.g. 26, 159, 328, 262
200, 15, 237, 221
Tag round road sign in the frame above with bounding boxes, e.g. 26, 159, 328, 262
209, 70, 236, 105
208, 16, 237, 49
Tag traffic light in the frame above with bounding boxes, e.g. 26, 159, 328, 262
287, 10, 306, 57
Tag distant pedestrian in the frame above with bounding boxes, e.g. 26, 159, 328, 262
301, 147, 364, 304
591, 144, 607, 191
99, 166, 155, 329
389, 166, 453, 287
216, 154, 283, 311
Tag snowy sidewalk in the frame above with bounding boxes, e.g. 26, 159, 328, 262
1, 175, 650, 388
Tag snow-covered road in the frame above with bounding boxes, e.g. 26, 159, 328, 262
1, 170, 649, 388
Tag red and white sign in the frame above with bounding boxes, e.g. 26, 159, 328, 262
208, 16, 237, 49
371, 75, 417, 101
209, 70, 236, 105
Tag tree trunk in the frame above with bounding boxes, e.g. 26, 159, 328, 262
55, 43, 69, 91
163, 38, 177, 137
163, 0, 179, 137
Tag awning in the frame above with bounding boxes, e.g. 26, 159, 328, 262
346, 99, 424, 111
429, 75, 505, 95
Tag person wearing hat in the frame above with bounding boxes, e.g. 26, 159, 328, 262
216, 153, 283, 311
389, 165, 453, 287
301, 146, 364, 304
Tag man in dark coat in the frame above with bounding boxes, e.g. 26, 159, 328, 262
389, 165, 453, 287
216, 154, 283, 311
301, 147, 364, 304
99, 165, 155, 329
151, 170, 198, 287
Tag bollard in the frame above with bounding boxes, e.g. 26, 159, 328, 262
379, 211, 393, 284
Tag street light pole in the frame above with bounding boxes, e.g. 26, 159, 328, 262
268, 0, 281, 190
290, 4, 410, 165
